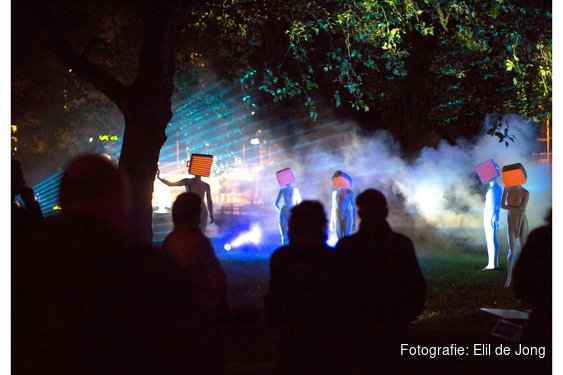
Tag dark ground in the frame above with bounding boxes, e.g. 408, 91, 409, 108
214, 245, 550, 374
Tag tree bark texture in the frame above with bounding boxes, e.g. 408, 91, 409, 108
45, 1, 181, 244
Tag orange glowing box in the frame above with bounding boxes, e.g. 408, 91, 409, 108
475, 159, 500, 184
502, 163, 527, 187
276, 168, 295, 187
188, 154, 213, 177
332, 175, 351, 189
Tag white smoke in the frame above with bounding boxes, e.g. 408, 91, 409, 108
254, 114, 552, 251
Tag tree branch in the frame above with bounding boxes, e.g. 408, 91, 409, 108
35, 3, 130, 111
48, 31, 130, 111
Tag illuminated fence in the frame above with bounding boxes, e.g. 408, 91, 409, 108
31, 171, 63, 217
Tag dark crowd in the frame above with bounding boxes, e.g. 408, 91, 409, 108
11, 154, 552, 374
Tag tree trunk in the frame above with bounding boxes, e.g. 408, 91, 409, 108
119, 108, 169, 245
117, 2, 178, 245
43, 1, 181, 245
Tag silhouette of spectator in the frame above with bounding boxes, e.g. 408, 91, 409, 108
13, 154, 193, 374
162, 192, 228, 372
163, 192, 227, 315
11, 161, 44, 373
11, 160, 43, 239
513, 210, 552, 366
265, 201, 343, 374
335, 189, 426, 373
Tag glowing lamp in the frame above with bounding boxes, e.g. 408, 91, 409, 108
276, 168, 295, 187
188, 154, 213, 177
475, 159, 500, 184
502, 163, 527, 187
332, 176, 351, 189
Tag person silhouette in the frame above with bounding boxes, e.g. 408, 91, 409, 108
483, 178, 502, 270
11, 160, 43, 237
501, 183, 529, 287
274, 182, 302, 245
330, 170, 356, 239
163, 192, 227, 315
513, 210, 551, 363
335, 189, 426, 373
13, 154, 194, 373
157, 169, 215, 233
162, 192, 228, 372
266, 201, 342, 373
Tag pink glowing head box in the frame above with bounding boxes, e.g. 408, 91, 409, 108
332, 170, 352, 189
188, 154, 213, 177
475, 159, 500, 184
276, 168, 295, 187
502, 163, 527, 187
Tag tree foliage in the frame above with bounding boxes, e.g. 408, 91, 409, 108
191, 0, 551, 144
12, 0, 551, 242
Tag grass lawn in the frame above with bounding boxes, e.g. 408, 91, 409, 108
218, 250, 549, 374
415, 252, 523, 332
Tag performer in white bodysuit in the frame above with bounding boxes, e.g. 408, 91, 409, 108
275, 183, 302, 245
501, 184, 529, 287
483, 178, 502, 270
157, 170, 215, 234
330, 171, 356, 240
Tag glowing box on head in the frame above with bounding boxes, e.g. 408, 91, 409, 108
475, 159, 500, 184
502, 163, 527, 187
188, 154, 213, 177
332, 176, 351, 189
276, 168, 295, 187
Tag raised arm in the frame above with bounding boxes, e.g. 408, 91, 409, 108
156, 169, 187, 187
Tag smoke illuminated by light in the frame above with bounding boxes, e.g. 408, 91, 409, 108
227, 224, 262, 249
30, 77, 551, 252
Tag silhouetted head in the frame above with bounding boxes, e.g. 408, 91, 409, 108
11, 160, 26, 197
288, 200, 327, 243
60, 154, 125, 229
356, 189, 388, 223
172, 192, 202, 225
